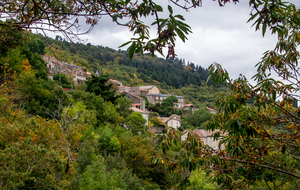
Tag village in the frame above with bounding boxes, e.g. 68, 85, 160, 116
42, 55, 225, 150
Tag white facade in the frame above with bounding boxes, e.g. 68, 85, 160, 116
166, 119, 181, 129
181, 129, 226, 150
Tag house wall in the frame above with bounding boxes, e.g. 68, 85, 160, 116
129, 86, 142, 95
146, 95, 156, 105
118, 86, 130, 93
202, 137, 224, 150
124, 93, 146, 111
167, 119, 181, 129
149, 86, 160, 94
175, 98, 186, 109
141, 112, 149, 126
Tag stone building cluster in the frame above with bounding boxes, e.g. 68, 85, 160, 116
108, 80, 194, 130
42, 55, 90, 84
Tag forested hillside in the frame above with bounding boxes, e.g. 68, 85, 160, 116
2, 0, 300, 189
40, 34, 227, 108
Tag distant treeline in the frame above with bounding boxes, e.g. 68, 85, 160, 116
39, 34, 212, 89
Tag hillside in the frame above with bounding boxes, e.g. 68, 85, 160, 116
39, 34, 228, 108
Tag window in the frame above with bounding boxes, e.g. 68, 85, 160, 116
156, 97, 159, 100
160, 97, 163, 100
74, 71, 76, 74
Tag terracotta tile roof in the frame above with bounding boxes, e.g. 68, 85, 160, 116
206, 107, 216, 112
185, 104, 194, 107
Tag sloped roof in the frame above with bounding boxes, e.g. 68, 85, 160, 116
206, 107, 216, 112
139, 85, 156, 90
64, 63, 84, 69
146, 93, 185, 99
169, 114, 181, 121
130, 106, 149, 114
158, 117, 169, 123
123, 92, 143, 99
41, 55, 66, 65
184, 104, 194, 107
197, 129, 227, 137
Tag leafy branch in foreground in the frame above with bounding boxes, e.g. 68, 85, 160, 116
155, 0, 300, 189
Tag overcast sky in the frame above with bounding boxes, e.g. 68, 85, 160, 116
71, 1, 299, 80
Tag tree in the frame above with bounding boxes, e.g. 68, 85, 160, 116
85, 74, 119, 103
0, 0, 198, 58
126, 112, 147, 134
182, 108, 212, 129
152, 1, 300, 189
202, 1, 300, 188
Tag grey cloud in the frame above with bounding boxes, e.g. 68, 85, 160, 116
71, 1, 299, 80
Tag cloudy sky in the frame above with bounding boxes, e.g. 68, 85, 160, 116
76, 1, 299, 80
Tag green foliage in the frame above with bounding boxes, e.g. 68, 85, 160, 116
115, 96, 133, 118
0, 48, 24, 76
126, 112, 147, 134
150, 117, 166, 128
79, 156, 144, 190
53, 73, 71, 85
149, 95, 182, 117
188, 169, 217, 190
141, 94, 150, 108
85, 74, 119, 103
161, 95, 178, 108
119, 132, 171, 188
182, 108, 212, 129
98, 126, 121, 153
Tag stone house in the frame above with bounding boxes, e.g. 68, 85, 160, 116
42, 55, 66, 74
59, 63, 87, 84
122, 92, 146, 111
158, 114, 181, 129
118, 86, 131, 93
139, 85, 160, 94
108, 79, 123, 87
129, 86, 148, 96
42, 55, 87, 84
146, 94, 185, 108
181, 129, 226, 150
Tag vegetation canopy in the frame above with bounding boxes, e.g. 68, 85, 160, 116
1, 0, 300, 189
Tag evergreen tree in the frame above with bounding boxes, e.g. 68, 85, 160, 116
85, 74, 119, 103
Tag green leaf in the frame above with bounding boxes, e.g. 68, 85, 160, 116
128, 42, 136, 60
262, 22, 267, 37
154, 4, 163, 12
119, 41, 131, 48
175, 28, 186, 42
174, 14, 185, 21
168, 5, 173, 14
